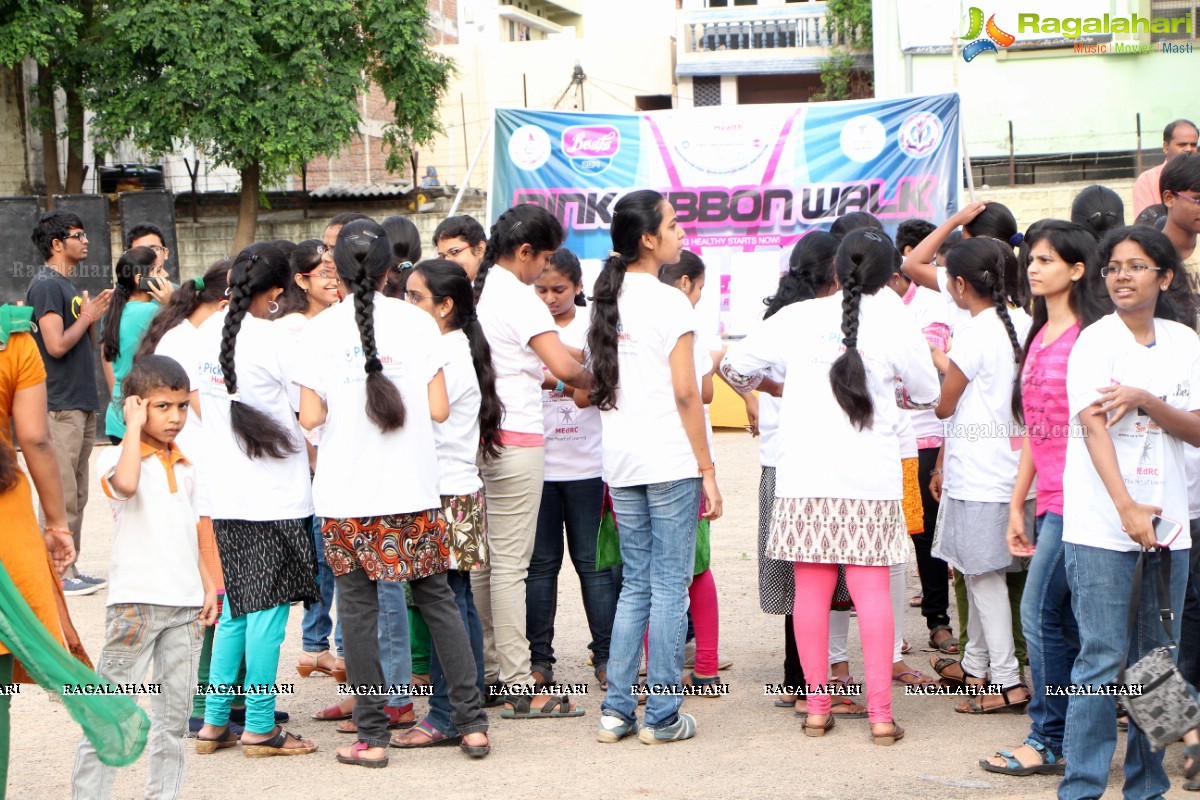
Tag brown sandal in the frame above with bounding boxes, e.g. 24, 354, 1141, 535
296, 650, 346, 682
802, 713, 835, 737
871, 720, 905, 746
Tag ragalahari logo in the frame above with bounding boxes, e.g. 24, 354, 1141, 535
961, 7, 1015, 61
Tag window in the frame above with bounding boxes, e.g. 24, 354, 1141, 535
1150, 0, 1197, 41
693, 76, 721, 107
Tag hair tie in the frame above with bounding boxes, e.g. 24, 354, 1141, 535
1009, 232, 1024, 246
463, 312, 479, 324
394, 261, 413, 272
227, 392, 241, 403
607, 250, 621, 258
365, 357, 383, 374
193, 276, 205, 291
842, 337, 858, 348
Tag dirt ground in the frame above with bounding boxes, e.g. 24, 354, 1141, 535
7, 431, 1197, 799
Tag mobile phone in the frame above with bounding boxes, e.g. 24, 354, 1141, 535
138, 276, 161, 292
1152, 514, 1184, 548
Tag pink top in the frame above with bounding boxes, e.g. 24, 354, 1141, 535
1021, 321, 1081, 515
1133, 163, 1165, 217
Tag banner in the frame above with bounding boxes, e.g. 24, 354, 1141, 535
490, 94, 961, 336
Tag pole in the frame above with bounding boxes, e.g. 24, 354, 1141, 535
523, 74, 528, 108
1136, 112, 1143, 176
301, 162, 309, 220
961, 122, 976, 204
1008, 120, 1015, 185
450, 116, 493, 218
460, 94, 470, 178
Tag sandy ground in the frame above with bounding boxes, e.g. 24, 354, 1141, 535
7, 431, 1197, 799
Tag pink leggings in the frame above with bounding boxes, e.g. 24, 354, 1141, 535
792, 562, 892, 723
643, 569, 720, 675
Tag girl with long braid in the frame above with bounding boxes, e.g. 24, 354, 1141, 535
928, 238, 1034, 712
722, 229, 939, 745
100, 246, 166, 443
296, 222, 489, 765
192, 244, 318, 757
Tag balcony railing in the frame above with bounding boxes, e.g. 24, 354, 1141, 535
680, 4, 857, 53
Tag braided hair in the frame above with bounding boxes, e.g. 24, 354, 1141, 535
764, 232, 839, 319
335, 219, 406, 432
473, 204, 565, 300
828, 229, 896, 430
220, 243, 299, 459
101, 246, 157, 362
587, 190, 665, 410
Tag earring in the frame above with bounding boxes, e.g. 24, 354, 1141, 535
440, 311, 447, 318
268, 299, 279, 314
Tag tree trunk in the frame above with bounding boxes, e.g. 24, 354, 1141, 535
36, 63, 62, 198
64, 85, 85, 194
232, 161, 261, 254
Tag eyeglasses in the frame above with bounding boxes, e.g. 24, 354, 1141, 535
1173, 192, 1200, 207
437, 245, 470, 259
317, 244, 334, 255
300, 270, 338, 280
147, 244, 168, 254
1100, 262, 1163, 278
405, 291, 442, 304
63, 231, 87, 241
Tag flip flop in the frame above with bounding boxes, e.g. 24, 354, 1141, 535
195, 725, 238, 754
460, 732, 491, 759
502, 694, 585, 719
892, 670, 938, 687
336, 703, 416, 733
390, 720, 461, 748
335, 740, 388, 769
312, 703, 353, 721
909, 594, 923, 607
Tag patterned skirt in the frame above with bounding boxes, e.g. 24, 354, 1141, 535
902, 457, 924, 535
768, 497, 908, 567
320, 509, 450, 583
441, 491, 488, 572
212, 517, 318, 618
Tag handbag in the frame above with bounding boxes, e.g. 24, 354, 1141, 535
1118, 550, 1200, 751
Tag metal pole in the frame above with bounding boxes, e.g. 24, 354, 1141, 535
1008, 120, 1015, 185
1136, 112, 1143, 176
460, 94, 470, 178
450, 116, 494, 218
523, 74, 528, 108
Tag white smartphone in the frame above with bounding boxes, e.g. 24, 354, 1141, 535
1153, 514, 1184, 548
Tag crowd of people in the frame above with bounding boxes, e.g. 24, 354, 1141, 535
0, 117, 1199, 798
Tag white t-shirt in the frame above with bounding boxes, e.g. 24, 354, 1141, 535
942, 308, 1026, 503
935, 267, 974, 333
154, 320, 209, 516
191, 310, 313, 521
723, 290, 940, 500
904, 285, 952, 444
436, 329, 484, 496
294, 296, 447, 518
1063, 313, 1200, 552
542, 308, 603, 482
276, 312, 324, 447
478, 267, 557, 436
98, 444, 204, 607
758, 388, 782, 469
597, 273, 700, 487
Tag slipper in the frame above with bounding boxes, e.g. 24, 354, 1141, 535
337, 703, 416, 733
802, 714, 835, 737
501, 694, 585, 719
901, 640, 911, 654
871, 720, 904, 746
793, 696, 868, 719
241, 726, 317, 758
460, 732, 491, 759
979, 738, 1065, 776
390, 720, 461, 749
892, 670, 937, 687
335, 740, 388, 769
195, 726, 239, 754
929, 625, 960, 655
312, 703, 353, 721
909, 594, 923, 607
773, 697, 798, 708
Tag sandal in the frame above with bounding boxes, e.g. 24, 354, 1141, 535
1186, 742, 1200, 780
794, 697, 868, 719
802, 713, 835, 737
909, 593, 923, 607
929, 625, 960, 655
335, 740, 388, 769
390, 720, 460, 748
296, 650, 346, 682
956, 684, 1030, 715
979, 737, 1065, 776
594, 664, 608, 692
460, 732, 491, 759
241, 726, 317, 758
501, 694, 585, 719
312, 700, 354, 721
931, 656, 978, 687
531, 666, 554, 688
892, 670, 938, 686
684, 672, 723, 697
871, 720, 905, 746
337, 703, 416, 733
195, 725, 238, 754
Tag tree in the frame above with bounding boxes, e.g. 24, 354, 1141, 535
812, 0, 874, 102
87, 0, 452, 252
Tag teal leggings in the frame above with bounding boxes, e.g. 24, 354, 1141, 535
0, 654, 11, 800
202, 603, 289, 735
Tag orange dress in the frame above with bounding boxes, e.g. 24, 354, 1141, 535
0, 332, 76, 679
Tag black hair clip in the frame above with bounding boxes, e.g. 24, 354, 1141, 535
248, 254, 260, 265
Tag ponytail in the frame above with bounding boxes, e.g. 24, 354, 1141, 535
136, 260, 231, 360
586, 254, 627, 410
473, 204, 565, 300
764, 231, 839, 318
335, 220, 406, 432
220, 245, 299, 459
102, 246, 156, 362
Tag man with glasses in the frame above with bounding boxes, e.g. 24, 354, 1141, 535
1160, 153, 1200, 283
27, 210, 114, 595
126, 222, 172, 281
1133, 119, 1199, 217
320, 212, 372, 271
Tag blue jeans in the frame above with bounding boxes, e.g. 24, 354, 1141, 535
1060, 544, 1188, 800
1022, 512, 1078, 756
425, 570, 486, 736
377, 580, 412, 709
301, 517, 342, 655
601, 478, 700, 729
527, 477, 619, 672
1177, 518, 1200, 688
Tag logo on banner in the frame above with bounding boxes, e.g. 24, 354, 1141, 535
840, 115, 886, 163
509, 124, 552, 171
562, 125, 620, 175
961, 8, 1015, 61
897, 112, 944, 159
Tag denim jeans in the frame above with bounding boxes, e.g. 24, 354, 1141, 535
301, 516, 342, 655
1060, 544, 1188, 800
527, 477, 619, 672
601, 478, 700, 730
425, 570, 486, 736
377, 580, 412, 709
1177, 518, 1200, 688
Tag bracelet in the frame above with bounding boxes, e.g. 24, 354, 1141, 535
44, 526, 72, 535
698, 463, 715, 474
79, 312, 94, 326
555, 379, 566, 394
930, 468, 943, 476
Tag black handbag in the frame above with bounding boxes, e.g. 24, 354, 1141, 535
1118, 550, 1200, 751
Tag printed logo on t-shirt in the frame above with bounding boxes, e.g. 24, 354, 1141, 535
71, 296, 82, 320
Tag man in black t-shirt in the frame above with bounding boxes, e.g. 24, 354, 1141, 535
26, 210, 113, 595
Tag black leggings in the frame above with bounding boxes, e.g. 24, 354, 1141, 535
911, 447, 951, 631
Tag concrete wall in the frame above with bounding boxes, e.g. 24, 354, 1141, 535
972, 178, 1135, 229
